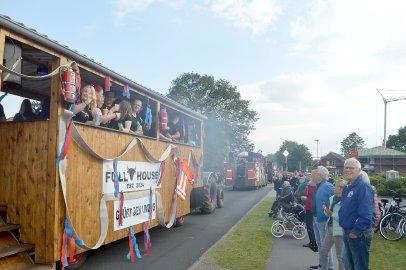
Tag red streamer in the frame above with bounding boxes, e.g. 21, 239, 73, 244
119, 191, 124, 226
68, 236, 76, 264
61, 229, 67, 270
61, 120, 73, 161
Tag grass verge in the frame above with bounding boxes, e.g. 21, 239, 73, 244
370, 232, 406, 270
207, 196, 275, 270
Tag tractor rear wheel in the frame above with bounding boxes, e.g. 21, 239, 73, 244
216, 186, 224, 208
200, 180, 217, 214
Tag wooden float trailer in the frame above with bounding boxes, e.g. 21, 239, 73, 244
0, 14, 207, 269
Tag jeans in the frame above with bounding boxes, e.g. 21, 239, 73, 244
342, 230, 373, 270
305, 211, 315, 243
320, 226, 344, 270
313, 219, 333, 270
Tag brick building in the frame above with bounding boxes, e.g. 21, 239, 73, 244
358, 146, 406, 174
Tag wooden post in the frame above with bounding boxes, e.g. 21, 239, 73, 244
43, 56, 64, 263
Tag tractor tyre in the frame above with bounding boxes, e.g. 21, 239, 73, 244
200, 181, 217, 214
216, 186, 224, 208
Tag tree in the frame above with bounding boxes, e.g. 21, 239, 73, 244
274, 141, 312, 171
387, 126, 406, 152
340, 132, 366, 157
167, 72, 258, 171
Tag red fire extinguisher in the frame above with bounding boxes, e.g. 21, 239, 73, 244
61, 68, 77, 103
160, 107, 168, 131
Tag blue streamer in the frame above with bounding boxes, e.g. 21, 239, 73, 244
144, 223, 151, 250
155, 162, 162, 184
64, 219, 86, 246
128, 227, 142, 259
148, 186, 153, 220
113, 159, 120, 197
0, 92, 8, 102
56, 120, 72, 166
144, 98, 152, 126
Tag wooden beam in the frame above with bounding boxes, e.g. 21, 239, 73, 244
0, 243, 34, 259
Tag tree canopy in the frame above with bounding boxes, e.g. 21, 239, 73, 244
273, 140, 312, 171
167, 72, 258, 171
340, 132, 366, 157
387, 126, 406, 152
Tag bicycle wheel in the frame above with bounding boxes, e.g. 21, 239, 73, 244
272, 219, 283, 227
292, 224, 307, 239
379, 212, 406, 241
271, 223, 285, 238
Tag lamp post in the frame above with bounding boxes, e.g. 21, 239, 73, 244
314, 139, 319, 165
283, 149, 289, 172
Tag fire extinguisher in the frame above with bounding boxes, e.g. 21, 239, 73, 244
160, 107, 168, 131
61, 68, 77, 103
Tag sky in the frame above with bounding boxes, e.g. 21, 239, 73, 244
1, 0, 406, 157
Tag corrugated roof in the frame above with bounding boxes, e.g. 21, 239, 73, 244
0, 14, 206, 120
358, 146, 406, 157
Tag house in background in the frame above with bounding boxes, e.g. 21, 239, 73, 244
318, 152, 345, 176
359, 146, 406, 174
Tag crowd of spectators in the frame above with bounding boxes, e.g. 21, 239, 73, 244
271, 160, 377, 270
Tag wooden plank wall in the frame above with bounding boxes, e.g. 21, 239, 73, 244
53, 124, 202, 255
0, 121, 49, 260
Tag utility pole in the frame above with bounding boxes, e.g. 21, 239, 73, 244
314, 139, 319, 165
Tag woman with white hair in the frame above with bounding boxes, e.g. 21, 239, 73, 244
320, 179, 347, 270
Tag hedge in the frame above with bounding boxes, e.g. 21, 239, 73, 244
334, 174, 406, 196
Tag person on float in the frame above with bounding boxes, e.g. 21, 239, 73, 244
160, 113, 182, 142
112, 100, 133, 133
94, 85, 119, 127
73, 85, 102, 124
14, 99, 37, 121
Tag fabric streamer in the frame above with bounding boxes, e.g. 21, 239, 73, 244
156, 161, 165, 187
105, 75, 112, 92
127, 227, 142, 262
127, 230, 136, 263
122, 84, 130, 99
61, 228, 68, 270
144, 98, 152, 126
0, 92, 7, 102
143, 222, 151, 256
118, 191, 124, 226
113, 159, 120, 197
56, 119, 73, 166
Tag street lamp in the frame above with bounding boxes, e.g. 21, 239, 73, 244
314, 139, 319, 164
283, 149, 289, 172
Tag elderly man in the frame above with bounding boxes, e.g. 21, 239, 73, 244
309, 166, 334, 270
339, 158, 375, 270
269, 181, 294, 218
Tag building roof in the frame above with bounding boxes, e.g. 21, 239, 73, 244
321, 152, 345, 161
0, 14, 206, 120
358, 146, 406, 157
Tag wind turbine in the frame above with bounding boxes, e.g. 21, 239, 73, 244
376, 89, 406, 147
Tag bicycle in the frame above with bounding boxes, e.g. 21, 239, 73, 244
378, 190, 406, 241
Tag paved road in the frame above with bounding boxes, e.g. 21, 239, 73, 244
83, 185, 272, 270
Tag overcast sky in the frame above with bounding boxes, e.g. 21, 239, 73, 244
2, 0, 406, 157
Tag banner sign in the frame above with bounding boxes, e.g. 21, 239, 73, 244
114, 195, 156, 231
103, 160, 162, 194
347, 151, 359, 160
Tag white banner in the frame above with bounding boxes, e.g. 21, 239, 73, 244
114, 195, 156, 231
103, 160, 162, 194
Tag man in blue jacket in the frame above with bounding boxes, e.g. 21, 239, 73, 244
309, 166, 334, 270
339, 158, 375, 270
